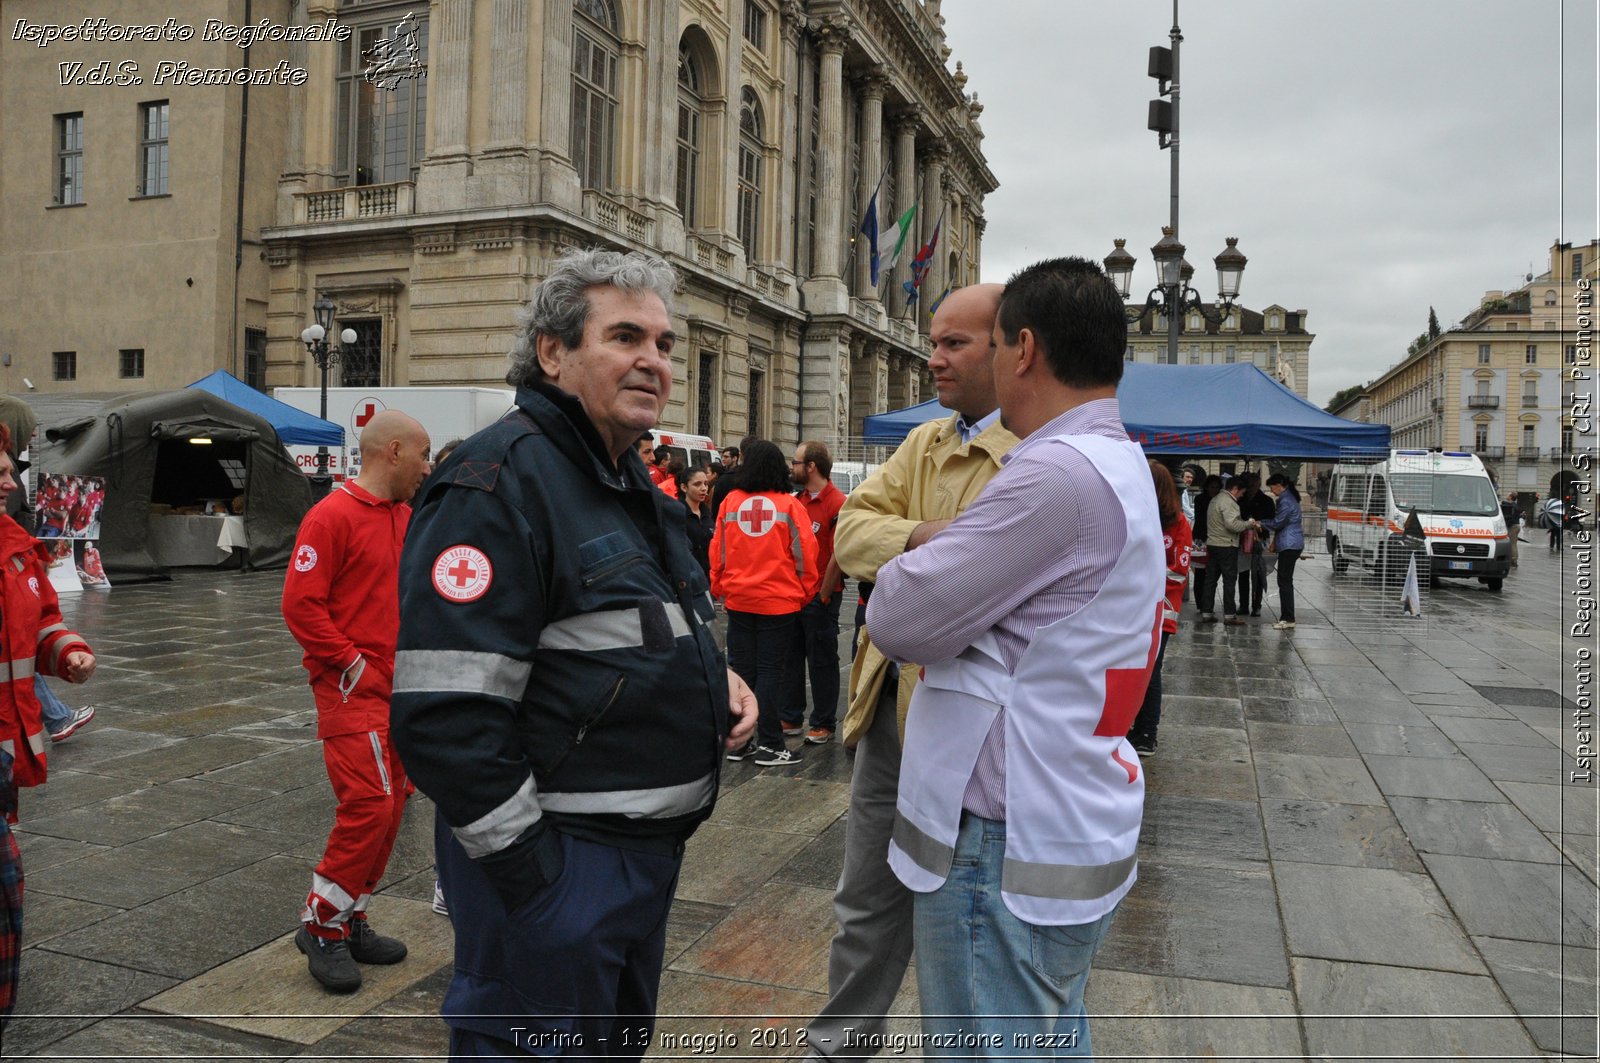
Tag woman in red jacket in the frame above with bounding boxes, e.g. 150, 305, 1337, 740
711, 440, 819, 768
0, 425, 96, 1021
1127, 460, 1190, 757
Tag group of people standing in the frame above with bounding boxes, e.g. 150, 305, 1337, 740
1190, 469, 1305, 629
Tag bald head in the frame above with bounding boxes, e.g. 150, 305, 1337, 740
354, 410, 432, 501
928, 283, 1005, 421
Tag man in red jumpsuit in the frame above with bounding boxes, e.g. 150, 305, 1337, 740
282, 409, 431, 993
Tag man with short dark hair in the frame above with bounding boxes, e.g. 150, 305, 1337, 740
866, 257, 1163, 1056
1204, 477, 1252, 624
786, 440, 847, 743
392, 247, 755, 1058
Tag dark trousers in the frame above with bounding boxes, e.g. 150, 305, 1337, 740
435, 816, 679, 1060
1198, 546, 1239, 616
1276, 549, 1303, 622
1238, 549, 1267, 614
1128, 630, 1171, 742
787, 594, 843, 731
727, 609, 801, 751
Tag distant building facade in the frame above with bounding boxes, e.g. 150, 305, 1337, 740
0, 0, 295, 395
1123, 302, 1313, 402
1361, 239, 1596, 497
262, 0, 995, 447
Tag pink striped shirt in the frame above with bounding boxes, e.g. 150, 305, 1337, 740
866, 398, 1131, 819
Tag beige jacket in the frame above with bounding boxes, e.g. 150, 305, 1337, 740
1206, 491, 1252, 548
834, 414, 1018, 746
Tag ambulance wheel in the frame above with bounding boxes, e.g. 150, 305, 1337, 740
1329, 539, 1349, 574
1486, 578, 1503, 592
1377, 542, 1405, 586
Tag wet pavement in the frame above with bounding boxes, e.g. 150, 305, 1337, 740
3, 542, 1593, 1060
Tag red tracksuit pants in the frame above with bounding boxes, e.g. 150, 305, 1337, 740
302, 729, 409, 940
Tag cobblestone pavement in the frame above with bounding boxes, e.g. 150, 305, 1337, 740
3, 542, 1593, 1060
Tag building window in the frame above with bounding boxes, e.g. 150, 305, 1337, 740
339, 320, 383, 387
1563, 424, 1575, 452
53, 351, 77, 381
749, 366, 765, 435
245, 328, 267, 391
119, 348, 145, 379
55, 113, 84, 205
1523, 381, 1538, 407
743, 0, 767, 50
675, 44, 702, 229
697, 351, 717, 437
573, 0, 620, 192
737, 88, 764, 259
1575, 253, 1585, 280
1475, 378, 1491, 397
1525, 344, 1538, 364
336, 8, 429, 185
1545, 289, 1558, 306
1224, 345, 1236, 363
1522, 425, 1536, 449
1478, 343, 1491, 365
1504, 321, 1517, 331
1187, 347, 1200, 365
1474, 423, 1489, 451
1569, 345, 1579, 365
138, 101, 169, 195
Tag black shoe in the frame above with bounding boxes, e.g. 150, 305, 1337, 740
753, 745, 803, 767
1130, 734, 1157, 757
296, 925, 362, 993
347, 918, 407, 965
726, 741, 758, 761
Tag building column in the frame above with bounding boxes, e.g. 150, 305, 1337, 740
474, 0, 534, 202
776, 2, 808, 278
801, 323, 851, 441
415, 0, 474, 212
809, 22, 847, 287
854, 73, 886, 301
890, 115, 919, 318
919, 140, 948, 334
537, 0, 581, 210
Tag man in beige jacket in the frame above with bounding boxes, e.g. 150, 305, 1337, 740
805, 285, 1018, 1060
1200, 477, 1252, 624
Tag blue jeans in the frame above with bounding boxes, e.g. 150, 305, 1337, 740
726, 609, 801, 750
36, 676, 73, 732
913, 815, 1117, 1058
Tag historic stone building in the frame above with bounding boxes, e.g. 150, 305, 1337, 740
1123, 302, 1314, 402
0, 0, 296, 395
1352, 239, 1596, 498
263, 0, 995, 447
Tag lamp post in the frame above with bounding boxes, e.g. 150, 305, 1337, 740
299, 294, 357, 498
1106, 0, 1248, 364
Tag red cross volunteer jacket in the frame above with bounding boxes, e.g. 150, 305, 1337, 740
281, 482, 410, 738
710, 489, 820, 614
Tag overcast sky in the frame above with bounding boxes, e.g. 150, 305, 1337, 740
939, 0, 1598, 406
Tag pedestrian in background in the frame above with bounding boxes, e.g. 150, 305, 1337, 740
1500, 491, 1520, 568
1257, 473, 1305, 630
1204, 478, 1251, 625
1237, 472, 1276, 617
1128, 460, 1191, 756
282, 410, 431, 994
715, 439, 818, 768
681, 464, 715, 577
785, 440, 847, 745
0, 424, 97, 1024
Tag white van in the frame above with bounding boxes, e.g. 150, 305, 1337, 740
1325, 449, 1510, 591
651, 429, 719, 472
273, 386, 515, 480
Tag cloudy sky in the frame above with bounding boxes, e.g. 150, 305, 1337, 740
939, 0, 1598, 406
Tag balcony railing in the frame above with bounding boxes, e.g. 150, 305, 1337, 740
1550, 447, 1568, 459
688, 235, 734, 279
1466, 395, 1500, 409
1522, 395, 1539, 408
1517, 445, 1542, 461
295, 181, 415, 224
1474, 445, 1506, 459
583, 190, 656, 245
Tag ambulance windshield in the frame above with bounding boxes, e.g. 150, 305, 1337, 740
1390, 473, 1499, 517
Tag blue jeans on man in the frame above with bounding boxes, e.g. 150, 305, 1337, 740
913, 814, 1118, 1058
36, 677, 73, 734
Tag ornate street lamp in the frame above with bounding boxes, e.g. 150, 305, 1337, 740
299, 294, 358, 498
1105, 228, 1247, 362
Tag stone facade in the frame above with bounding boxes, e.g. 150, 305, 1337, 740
1357, 239, 1597, 497
1124, 302, 1314, 402
0, 0, 295, 394
262, 0, 995, 450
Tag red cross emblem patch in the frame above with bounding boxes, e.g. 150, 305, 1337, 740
294, 545, 318, 572
432, 545, 493, 602
734, 495, 779, 537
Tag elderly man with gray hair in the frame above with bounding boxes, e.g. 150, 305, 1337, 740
392, 247, 755, 1060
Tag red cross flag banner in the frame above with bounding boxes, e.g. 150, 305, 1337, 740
734, 495, 779, 537
432, 545, 494, 603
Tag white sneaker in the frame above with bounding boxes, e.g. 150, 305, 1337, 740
431, 880, 449, 916
1272, 620, 1296, 630
50, 705, 95, 743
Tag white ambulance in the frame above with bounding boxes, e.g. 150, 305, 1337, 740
273, 386, 516, 480
650, 429, 719, 471
1324, 449, 1510, 591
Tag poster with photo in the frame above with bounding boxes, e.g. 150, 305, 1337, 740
34, 473, 110, 593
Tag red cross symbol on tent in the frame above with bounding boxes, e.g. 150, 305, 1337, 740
736, 496, 778, 537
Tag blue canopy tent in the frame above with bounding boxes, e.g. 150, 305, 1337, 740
186, 370, 344, 447
861, 363, 1389, 459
